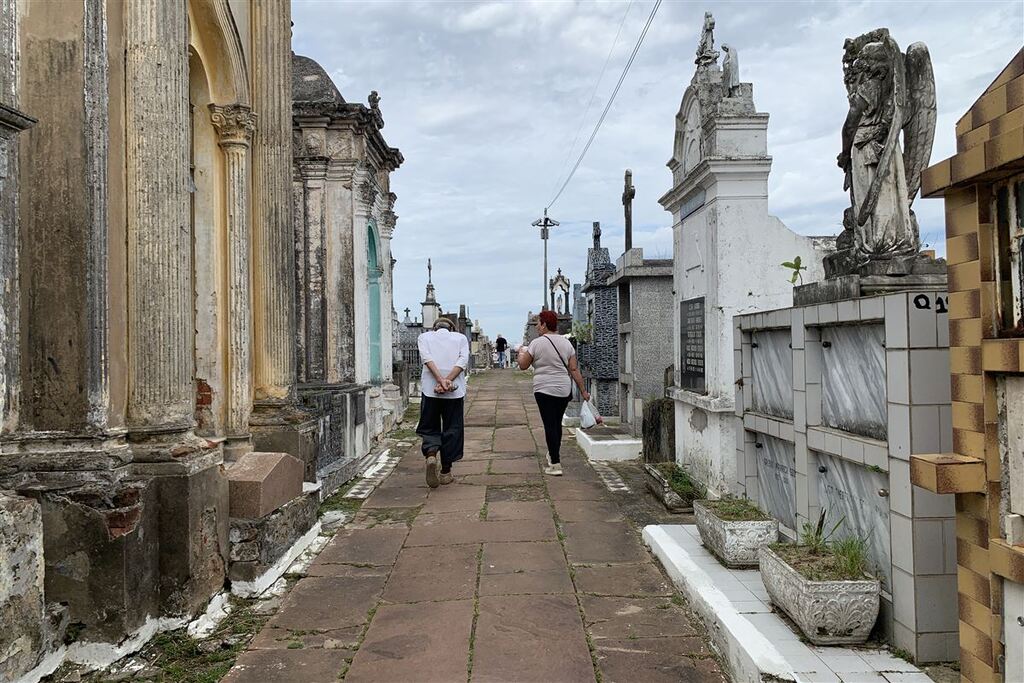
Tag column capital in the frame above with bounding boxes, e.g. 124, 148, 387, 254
380, 210, 397, 239
209, 104, 256, 147
358, 179, 379, 212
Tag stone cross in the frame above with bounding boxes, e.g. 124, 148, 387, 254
622, 169, 635, 251
593, 221, 601, 249
427, 257, 432, 284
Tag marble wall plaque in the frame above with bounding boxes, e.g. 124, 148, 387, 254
815, 451, 892, 590
680, 297, 705, 393
752, 329, 794, 419
757, 434, 797, 531
821, 324, 886, 440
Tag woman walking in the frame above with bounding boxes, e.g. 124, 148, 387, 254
518, 310, 590, 476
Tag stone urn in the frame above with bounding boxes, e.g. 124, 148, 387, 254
643, 463, 692, 513
759, 545, 880, 645
694, 500, 777, 568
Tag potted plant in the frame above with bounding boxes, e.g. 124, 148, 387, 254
694, 497, 777, 568
644, 462, 703, 513
759, 511, 880, 645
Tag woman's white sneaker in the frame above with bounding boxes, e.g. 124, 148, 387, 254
544, 463, 563, 476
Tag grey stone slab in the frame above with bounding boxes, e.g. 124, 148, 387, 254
552, 499, 624, 522
580, 595, 701, 639
594, 638, 725, 683
573, 563, 674, 596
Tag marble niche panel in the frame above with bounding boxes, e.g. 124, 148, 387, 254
756, 434, 797, 531
821, 324, 886, 440
751, 329, 794, 420
815, 451, 892, 590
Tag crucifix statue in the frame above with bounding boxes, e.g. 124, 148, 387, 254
427, 257, 432, 284
622, 169, 635, 251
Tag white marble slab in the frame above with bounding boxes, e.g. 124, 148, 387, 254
816, 451, 892, 590
757, 434, 797, 530
821, 324, 887, 440
752, 329, 794, 420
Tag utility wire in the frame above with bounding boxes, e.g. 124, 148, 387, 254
547, 0, 662, 211
547, 0, 634, 200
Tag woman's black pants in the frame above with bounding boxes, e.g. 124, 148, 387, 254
534, 391, 572, 464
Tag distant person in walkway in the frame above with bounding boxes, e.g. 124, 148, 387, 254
495, 333, 508, 368
518, 310, 589, 476
416, 318, 469, 487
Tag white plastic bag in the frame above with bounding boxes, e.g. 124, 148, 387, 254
579, 400, 598, 429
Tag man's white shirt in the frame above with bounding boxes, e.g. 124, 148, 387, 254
418, 329, 470, 399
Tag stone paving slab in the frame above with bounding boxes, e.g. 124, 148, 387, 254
404, 518, 557, 546
361, 486, 428, 508
250, 625, 361, 652
488, 457, 541, 474
345, 600, 475, 683
268, 575, 386, 631
553, 499, 624, 522
573, 563, 675, 596
472, 594, 594, 683
311, 528, 408, 567
481, 541, 566, 573
420, 487, 487, 513
485, 500, 551, 521
478, 568, 574, 595
563, 521, 650, 564
223, 648, 349, 683
593, 638, 727, 683
580, 595, 703, 640
383, 544, 480, 603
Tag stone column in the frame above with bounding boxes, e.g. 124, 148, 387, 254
0, 0, 35, 434
124, 0, 193, 434
379, 201, 397, 383
250, 0, 296, 404
296, 156, 329, 382
209, 104, 256, 457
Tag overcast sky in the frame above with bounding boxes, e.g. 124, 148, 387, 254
292, 0, 1023, 343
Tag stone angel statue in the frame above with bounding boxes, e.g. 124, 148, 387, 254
837, 30, 936, 261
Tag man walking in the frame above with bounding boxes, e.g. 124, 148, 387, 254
495, 333, 508, 368
416, 318, 470, 487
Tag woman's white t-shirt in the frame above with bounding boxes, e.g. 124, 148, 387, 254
527, 334, 575, 397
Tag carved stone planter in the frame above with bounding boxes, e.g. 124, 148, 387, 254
759, 545, 880, 645
644, 464, 691, 513
694, 500, 777, 568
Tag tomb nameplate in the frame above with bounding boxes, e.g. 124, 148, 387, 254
680, 297, 705, 394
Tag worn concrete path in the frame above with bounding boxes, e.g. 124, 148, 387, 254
225, 370, 726, 683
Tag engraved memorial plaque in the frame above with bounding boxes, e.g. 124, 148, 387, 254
680, 296, 705, 393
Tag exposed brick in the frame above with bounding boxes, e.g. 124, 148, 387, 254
957, 537, 990, 576
959, 647, 994, 682
971, 85, 1009, 130
958, 123, 992, 153
952, 145, 987, 184
946, 232, 980, 266
948, 289, 981, 320
948, 260, 981, 293
953, 428, 985, 460
956, 514, 989, 548
950, 318, 982, 347
950, 347, 982, 375
958, 565, 992, 607
959, 593, 993, 634
984, 127, 1024, 171
959, 619, 994, 666
952, 400, 985, 433
945, 198, 979, 238
990, 539, 1024, 583
951, 374, 984, 403
982, 339, 1020, 372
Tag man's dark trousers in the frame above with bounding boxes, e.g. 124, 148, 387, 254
416, 395, 465, 472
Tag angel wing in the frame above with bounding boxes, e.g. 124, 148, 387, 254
902, 42, 937, 205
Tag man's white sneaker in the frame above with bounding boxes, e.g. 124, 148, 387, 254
545, 453, 553, 468
544, 463, 563, 476
425, 453, 440, 488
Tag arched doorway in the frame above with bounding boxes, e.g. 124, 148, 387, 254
367, 223, 382, 384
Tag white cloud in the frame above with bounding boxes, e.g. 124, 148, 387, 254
293, 0, 1023, 341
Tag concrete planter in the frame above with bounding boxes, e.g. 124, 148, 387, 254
694, 500, 778, 567
759, 545, 880, 645
644, 464, 692, 513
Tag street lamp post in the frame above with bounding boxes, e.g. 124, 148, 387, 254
531, 209, 559, 311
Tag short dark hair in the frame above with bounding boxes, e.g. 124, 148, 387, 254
538, 310, 558, 331
433, 318, 454, 331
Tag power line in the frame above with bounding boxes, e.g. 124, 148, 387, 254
546, 0, 662, 211
547, 1, 634, 200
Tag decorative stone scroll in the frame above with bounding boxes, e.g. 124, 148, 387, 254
209, 104, 257, 147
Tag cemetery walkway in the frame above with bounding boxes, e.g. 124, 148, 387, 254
224, 370, 726, 683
